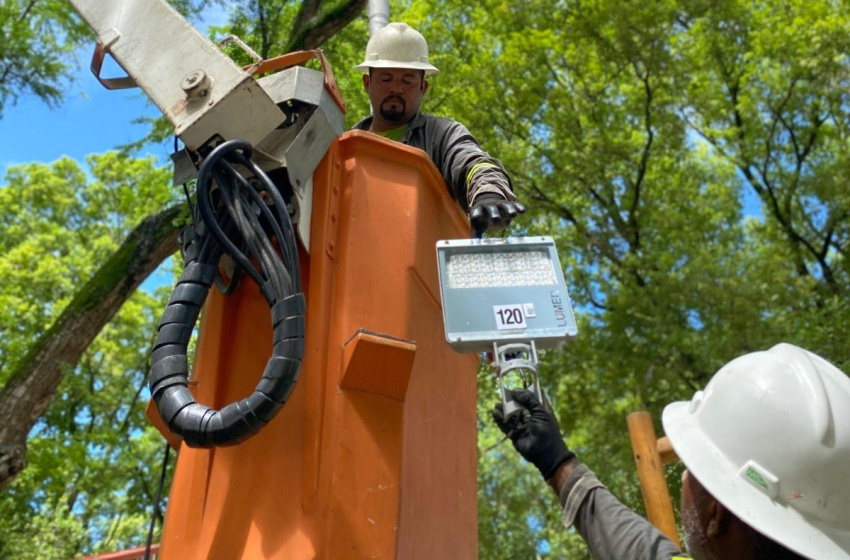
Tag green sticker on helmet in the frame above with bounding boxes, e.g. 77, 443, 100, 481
746, 467, 769, 490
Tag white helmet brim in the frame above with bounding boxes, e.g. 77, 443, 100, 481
356, 59, 439, 75
663, 400, 850, 560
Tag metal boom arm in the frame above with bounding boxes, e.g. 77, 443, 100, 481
67, 0, 345, 447
69, 0, 285, 150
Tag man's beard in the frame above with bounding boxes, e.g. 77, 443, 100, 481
680, 503, 709, 558
379, 95, 406, 122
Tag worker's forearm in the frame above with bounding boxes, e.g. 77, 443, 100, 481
547, 456, 578, 498
574, 484, 685, 560
554, 461, 685, 560
465, 165, 515, 209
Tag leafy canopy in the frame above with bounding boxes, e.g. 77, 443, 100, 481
0, 154, 178, 559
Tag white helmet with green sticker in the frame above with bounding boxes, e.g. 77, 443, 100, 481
663, 343, 850, 560
355, 22, 439, 75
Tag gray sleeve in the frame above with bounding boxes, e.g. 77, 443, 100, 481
559, 463, 687, 560
428, 118, 515, 212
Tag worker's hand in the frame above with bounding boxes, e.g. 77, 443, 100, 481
469, 194, 526, 238
492, 389, 575, 480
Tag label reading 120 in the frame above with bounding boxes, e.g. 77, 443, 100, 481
493, 304, 528, 330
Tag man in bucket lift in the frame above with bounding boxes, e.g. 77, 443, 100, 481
353, 22, 525, 238
493, 343, 850, 560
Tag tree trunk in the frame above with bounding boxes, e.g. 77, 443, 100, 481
0, 205, 182, 488
288, 0, 367, 52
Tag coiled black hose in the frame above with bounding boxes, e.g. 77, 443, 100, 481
149, 140, 305, 447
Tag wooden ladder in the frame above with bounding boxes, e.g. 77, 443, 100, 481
627, 411, 681, 549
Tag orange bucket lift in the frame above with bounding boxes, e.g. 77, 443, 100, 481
63, 3, 481, 555
147, 132, 480, 559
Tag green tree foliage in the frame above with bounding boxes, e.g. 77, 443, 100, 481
382, 0, 850, 557
220, 0, 369, 58
0, 155, 178, 558
0, 0, 89, 116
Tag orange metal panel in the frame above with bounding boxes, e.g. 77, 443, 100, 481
145, 398, 181, 451
156, 131, 479, 559
340, 330, 416, 401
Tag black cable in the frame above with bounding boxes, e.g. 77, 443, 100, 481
144, 442, 171, 560
233, 151, 300, 293
196, 145, 265, 291
182, 182, 195, 228
149, 139, 306, 447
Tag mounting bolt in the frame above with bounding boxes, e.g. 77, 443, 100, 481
181, 70, 204, 90
181, 70, 212, 101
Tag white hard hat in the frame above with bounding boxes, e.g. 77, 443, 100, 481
663, 343, 850, 560
355, 22, 439, 75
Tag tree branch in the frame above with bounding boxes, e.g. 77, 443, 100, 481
0, 205, 183, 488
628, 62, 654, 252
285, 0, 368, 52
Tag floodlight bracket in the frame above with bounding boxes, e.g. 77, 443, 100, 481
494, 341, 543, 419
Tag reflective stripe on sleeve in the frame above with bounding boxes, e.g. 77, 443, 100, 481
465, 162, 499, 190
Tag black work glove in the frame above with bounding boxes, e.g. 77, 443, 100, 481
491, 389, 575, 480
469, 194, 526, 238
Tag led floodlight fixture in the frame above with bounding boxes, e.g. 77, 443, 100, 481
436, 237, 577, 352
436, 236, 578, 419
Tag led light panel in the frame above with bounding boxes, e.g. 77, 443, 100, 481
436, 237, 578, 352
445, 251, 558, 289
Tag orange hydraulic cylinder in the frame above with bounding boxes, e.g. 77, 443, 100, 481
155, 131, 480, 559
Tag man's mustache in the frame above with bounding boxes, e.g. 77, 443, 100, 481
382, 95, 405, 105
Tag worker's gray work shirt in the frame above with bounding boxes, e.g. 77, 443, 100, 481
352, 112, 516, 212
559, 462, 690, 560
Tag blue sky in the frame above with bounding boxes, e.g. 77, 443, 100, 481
0, 59, 174, 292
0, 8, 231, 290
0, 72, 164, 175
0, 7, 230, 176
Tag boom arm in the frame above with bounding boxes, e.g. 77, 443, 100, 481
68, 0, 345, 447
71, 0, 284, 149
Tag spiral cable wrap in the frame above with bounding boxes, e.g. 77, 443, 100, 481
149, 140, 305, 447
